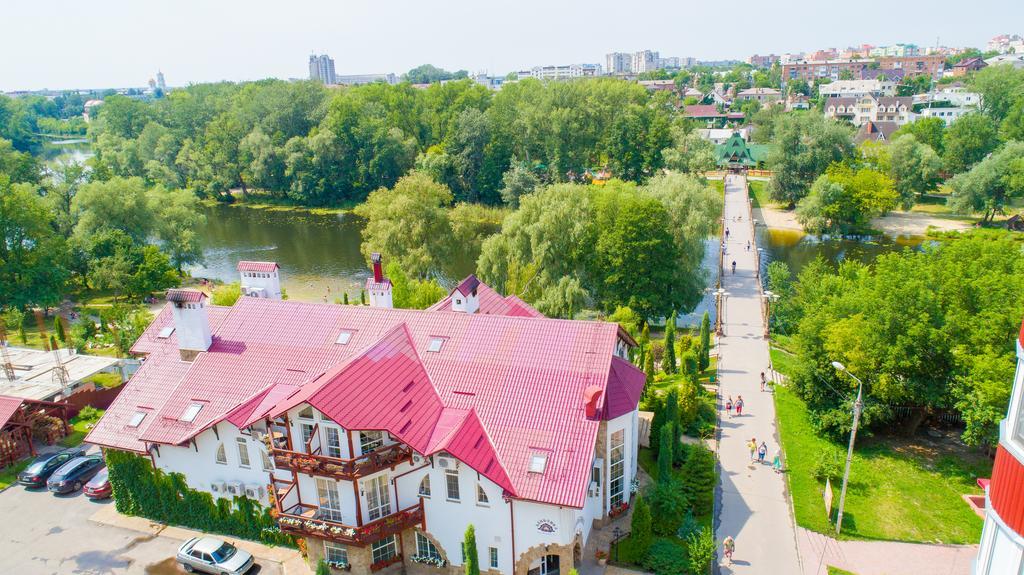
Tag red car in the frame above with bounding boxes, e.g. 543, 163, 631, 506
83, 468, 111, 499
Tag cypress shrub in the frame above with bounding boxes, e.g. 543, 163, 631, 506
682, 445, 716, 515
698, 311, 711, 372
630, 495, 653, 556
464, 524, 479, 575
663, 314, 676, 374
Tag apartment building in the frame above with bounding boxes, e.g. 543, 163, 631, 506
606, 53, 632, 75
878, 55, 944, 78
818, 78, 897, 99
86, 258, 643, 575
517, 64, 602, 81
309, 54, 337, 85
781, 59, 873, 87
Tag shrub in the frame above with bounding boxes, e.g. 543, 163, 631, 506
642, 539, 686, 575
681, 351, 698, 379
463, 524, 479, 575
211, 282, 241, 306
658, 425, 674, 482
677, 377, 700, 436
648, 396, 666, 455
645, 480, 688, 536
813, 449, 843, 482
698, 311, 711, 371
678, 334, 693, 352
630, 495, 653, 556
676, 509, 701, 540
77, 406, 104, 422
663, 314, 677, 374
686, 527, 716, 575
682, 445, 716, 515
316, 560, 331, 575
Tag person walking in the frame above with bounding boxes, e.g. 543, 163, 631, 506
746, 240, 751, 252
725, 228, 730, 240
772, 446, 783, 473
731, 260, 737, 274
723, 535, 735, 565
747, 438, 757, 461
726, 396, 733, 417
735, 395, 744, 416
760, 371, 766, 392
758, 441, 768, 464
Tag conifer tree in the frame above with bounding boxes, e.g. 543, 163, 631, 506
658, 425, 674, 482
698, 311, 711, 371
630, 494, 653, 555
463, 524, 479, 575
682, 445, 716, 515
54, 316, 67, 343
663, 313, 677, 374
343, 292, 349, 305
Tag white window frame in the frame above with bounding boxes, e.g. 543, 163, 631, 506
418, 475, 431, 498
215, 443, 227, 465
316, 478, 343, 522
236, 437, 251, 469
415, 532, 441, 560
324, 426, 343, 459
609, 429, 625, 508
489, 547, 499, 569
476, 483, 489, 506
360, 430, 384, 454
260, 447, 273, 472
300, 423, 315, 452
371, 535, 398, 564
445, 469, 460, 501
366, 474, 392, 521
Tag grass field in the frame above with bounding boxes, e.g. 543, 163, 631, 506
748, 180, 773, 209
0, 460, 29, 491
774, 386, 988, 543
60, 410, 105, 448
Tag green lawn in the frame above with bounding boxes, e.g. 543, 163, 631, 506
60, 410, 105, 448
828, 568, 857, 575
0, 460, 29, 491
748, 180, 774, 209
774, 386, 988, 543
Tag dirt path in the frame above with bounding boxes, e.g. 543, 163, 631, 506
755, 205, 974, 237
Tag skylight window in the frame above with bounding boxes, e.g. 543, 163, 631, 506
528, 453, 548, 474
180, 403, 204, 423
157, 326, 175, 339
128, 411, 147, 428
335, 330, 353, 345
426, 338, 445, 353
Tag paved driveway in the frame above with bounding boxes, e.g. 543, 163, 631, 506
0, 480, 281, 575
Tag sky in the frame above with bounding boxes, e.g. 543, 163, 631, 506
2, 0, 1021, 92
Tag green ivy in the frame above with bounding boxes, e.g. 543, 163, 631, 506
105, 450, 295, 547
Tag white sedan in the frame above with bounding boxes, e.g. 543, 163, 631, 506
176, 537, 255, 575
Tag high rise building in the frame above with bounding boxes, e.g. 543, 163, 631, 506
631, 50, 659, 74
308, 54, 336, 85
605, 52, 632, 75
156, 70, 166, 91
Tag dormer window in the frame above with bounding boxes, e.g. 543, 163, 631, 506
477, 484, 490, 506
180, 403, 203, 423
335, 330, 354, 345
157, 326, 175, 339
427, 338, 445, 353
128, 411, 147, 428
529, 453, 548, 474
298, 406, 314, 420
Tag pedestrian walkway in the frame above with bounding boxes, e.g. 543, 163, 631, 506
714, 174, 801, 574
797, 527, 975, 575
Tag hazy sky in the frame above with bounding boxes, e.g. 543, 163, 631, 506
3, 0, 1020, 91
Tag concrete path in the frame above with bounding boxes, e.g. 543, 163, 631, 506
714, 174, 802, 574
797, 527, 976, 575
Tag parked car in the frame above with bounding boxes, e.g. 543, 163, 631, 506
176, 537, 254, 575
83, 467, 111, 499
46, 455, 104, 494
17, 447, 86, 488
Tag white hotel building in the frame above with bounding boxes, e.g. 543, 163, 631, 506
87, 258, 644, 574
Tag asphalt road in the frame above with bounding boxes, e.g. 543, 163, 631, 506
0, 474, 281, 575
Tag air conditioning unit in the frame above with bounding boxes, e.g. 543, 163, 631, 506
244, 484, 264, 499
588, 482, 600, 498
210, 481, 226, 494
412, 455, 422, 464
226, 481, 243, 496
438, 457, 458, 469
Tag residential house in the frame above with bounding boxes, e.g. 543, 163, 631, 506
682, 87, 704, 100
697, 126, 751, 145
825, 95, 913, 127
987, 34, 1024, 54
818, 78, 897, 99
878, 55, 944, 78
912, 85, 982, 125
785, 94, 810, 111
735, 87, 782, 104
638, 79, 677, 92
972, 318, 1024, 575
86, 259, 644, 575
854, 120, 899, 144
952, 58, 987, 77
985, 54, 1024, 70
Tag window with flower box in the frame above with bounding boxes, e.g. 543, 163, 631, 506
371, 535, 398, 564
415, 532, 441, 560
324, 541, 349, 567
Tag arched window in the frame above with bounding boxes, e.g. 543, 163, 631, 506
215, 443, 227, 465
419, 475, 431, 497
476, 484, 489, 506
415, 532, 441, 560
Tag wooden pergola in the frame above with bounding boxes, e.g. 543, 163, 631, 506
0, 395, 69, 469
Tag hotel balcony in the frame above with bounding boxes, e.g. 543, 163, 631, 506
275, 500, 425, 547
270, 442, 414, 481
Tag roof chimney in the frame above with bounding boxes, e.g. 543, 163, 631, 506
237, 261, 282, 300
166, 289, 212, 361
451, 275, 480, 314
366, 253, 393, 308
371, 253, 384, 283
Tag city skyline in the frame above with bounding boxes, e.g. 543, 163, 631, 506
2, 0, 1022, 91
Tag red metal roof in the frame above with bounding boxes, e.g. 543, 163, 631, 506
237, 261, 279, 273
166, 288, 207, 303
88, 289, 640, 508
990, 445, 1024, 536
455, 275, 481, 296
0, 395, 24, 429
683, 105, 725, 118
604, 357, 646, 420
428, 280, 545, 318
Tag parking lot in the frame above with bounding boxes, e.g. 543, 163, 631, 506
0, 468, 283, 575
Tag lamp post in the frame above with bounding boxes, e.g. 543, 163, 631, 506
830, 361, 864, 536
756, 247, 765, 280
762, 290, 778, 339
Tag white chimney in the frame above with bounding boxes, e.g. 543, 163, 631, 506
366, 253, 393, 308
451, 275, 480, 314
237, 261, 282, 300
167, 289, 212, 360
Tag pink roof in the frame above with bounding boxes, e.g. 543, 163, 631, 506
237, 261, 279, 273
605, 357, 646, 420
684, 105, 724, 118
166, 288, 207, 303
428, 280, 545, 318
365, 278, 392, 291
88, 285, 643, 508
0, 395, 24, 428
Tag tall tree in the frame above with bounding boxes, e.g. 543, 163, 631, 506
949, 141, 1024, 223
698, 311, 711, 372
662, 313, 677, 374
886, 134, 943, 208
942, 113, 999, 174
0, 175, 69, 310
768, 113, 855, 207
463, 524, 479, 575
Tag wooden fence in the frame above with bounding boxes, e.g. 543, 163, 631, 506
64, 385, 124, 418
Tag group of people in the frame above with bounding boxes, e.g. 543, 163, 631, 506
724, 395, 744, 416
746, 437, 782, 473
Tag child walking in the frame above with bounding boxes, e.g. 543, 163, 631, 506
726, 396, 733, 417
772, 447, 783, 473
747, 438, 757, 461
758, 441, 768, 464
735, 395, 744, 416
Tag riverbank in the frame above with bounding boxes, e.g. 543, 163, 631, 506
202, 194, 353, 216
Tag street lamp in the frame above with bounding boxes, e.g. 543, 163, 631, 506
762, 290, 778, 339
830, 361, 864, 536
714, 288, 726, 335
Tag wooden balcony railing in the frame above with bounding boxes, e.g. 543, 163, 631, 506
271, 443, 413, 480
275, 500, 425, 546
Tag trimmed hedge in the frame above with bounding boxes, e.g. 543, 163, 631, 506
105, 450, 294, 547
